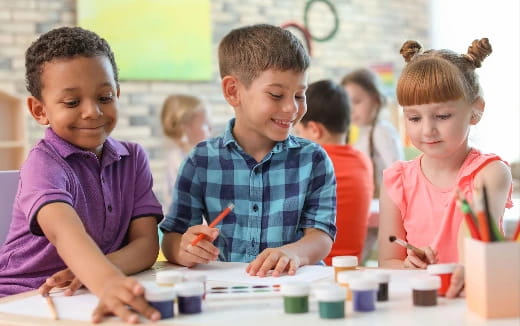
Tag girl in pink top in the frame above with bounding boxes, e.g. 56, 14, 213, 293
378, 38, 513, 290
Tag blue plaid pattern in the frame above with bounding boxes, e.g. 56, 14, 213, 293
160, 119, 336, 262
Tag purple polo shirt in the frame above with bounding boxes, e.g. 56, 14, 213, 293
0, 128, 163, 297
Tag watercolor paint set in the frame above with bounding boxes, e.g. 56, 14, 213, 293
206, 284, 282, 299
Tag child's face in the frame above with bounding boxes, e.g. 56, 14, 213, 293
33, 56, 118, 156
233, 69, 307, 146
182, 110, 211, 147
344, 82, 379, 126
403, 99, 474, 159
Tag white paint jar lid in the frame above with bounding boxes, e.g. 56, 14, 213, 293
175, 281, 205, 296
331, 256, 358, 267
144, 285, 176, 301
336, 270, 363, 283
281, 283, 310, 296
156, 270, 184, 284
349, 278, 378, 291
427, 263, 457, 275
411, 276, 441, 290
314, 284, 346, 301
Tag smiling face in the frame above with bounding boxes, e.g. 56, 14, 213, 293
230, 69, 308, 151
29, 55, 119, 156
403, 99, 476, 159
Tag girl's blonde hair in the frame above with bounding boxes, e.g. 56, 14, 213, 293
161, 94, 204, 140
397, 38, 492, 106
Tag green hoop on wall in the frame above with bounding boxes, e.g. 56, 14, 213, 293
303, 0, 339, 42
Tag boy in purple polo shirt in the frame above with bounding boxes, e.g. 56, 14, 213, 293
0, 27, 163, 323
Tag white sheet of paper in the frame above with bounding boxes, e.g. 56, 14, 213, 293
176, 261, 333, 285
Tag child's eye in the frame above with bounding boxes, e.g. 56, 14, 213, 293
437, 114, 451, 120
99, 95, 114, 104
408, 116, 420, 122
63, 100, 79, 108
269, 92, 282, 100
295, 95, 305, 101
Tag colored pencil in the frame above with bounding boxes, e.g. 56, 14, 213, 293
190, 203, 234, 246
457, 198, 481, 240
473, 189, 491, 242
42, 293, 59, 320
512, 219, 520, 242
388, 235, 426, 259
482, 185, 504, 241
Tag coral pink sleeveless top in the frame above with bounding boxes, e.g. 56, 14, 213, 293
383, 149, 513, 263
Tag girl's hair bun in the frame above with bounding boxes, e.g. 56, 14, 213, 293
464, 38, 492, 68
400, 40, 422, 63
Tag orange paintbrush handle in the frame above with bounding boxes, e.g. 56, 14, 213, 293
190, 203, 234, 246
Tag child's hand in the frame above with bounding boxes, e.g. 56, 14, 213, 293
445, 265, 465, 298
246, 248, 301, 277
39, 268, 82, 296
91, 276, 160, 324
179, 225, 220, 267
404, 246, 437, 269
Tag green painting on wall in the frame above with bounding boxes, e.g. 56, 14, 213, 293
77, 0, 212, 81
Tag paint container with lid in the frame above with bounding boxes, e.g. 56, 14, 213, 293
314, 284, 346, 319
349, 278, 378, 312
332, 256, 358, 282
175, 281, 204, 314
411, 276, 441, 306
367, 271, 390, 301
183, 274, 207, 299
156, 270, 184, 287
143, 283, 176, 319
336, 270, 363, 300
427, 263, 456, 296
281, 283, 310, 313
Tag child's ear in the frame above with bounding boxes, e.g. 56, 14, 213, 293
307, 121, 323, 140
470, 97, 485, 125
221, 75, 240, 107
27, 96, 49, 125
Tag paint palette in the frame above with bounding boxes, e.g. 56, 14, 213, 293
206, 284, 282, 300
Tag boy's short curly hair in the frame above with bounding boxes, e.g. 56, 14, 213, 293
218, 24, 310, 87
25, 26, 119, 99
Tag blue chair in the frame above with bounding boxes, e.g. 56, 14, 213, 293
0, 170, 19, 245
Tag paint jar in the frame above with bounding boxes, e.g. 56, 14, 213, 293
156, 270, 184, 287
281, 283, 309, 314
143, 284, 176, 319
427, 263, 456, 296
349, 278, 378, 312
367, 271, 390, 302
411, 276, 441, 307
175, 281, 204, 314
336, 270, 363, 301
314, 284, 346, 319
332, 256, 358, 282
183, 274, 207, 299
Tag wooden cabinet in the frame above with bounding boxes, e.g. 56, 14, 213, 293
0, 91, 25, 170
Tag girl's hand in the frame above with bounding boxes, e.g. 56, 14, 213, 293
39, 268, 83, 296
403, 246, 438, 269
91, 276, 160, 324
246, 247, 301, 277
178, 225, 220, 267
445, 265, 465, 298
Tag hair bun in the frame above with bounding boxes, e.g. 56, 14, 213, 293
400, 40, 422, 63
465, 38, 492, 68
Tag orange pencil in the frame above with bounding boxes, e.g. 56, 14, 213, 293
473, 189, 490, 242
190, 203, 234, 246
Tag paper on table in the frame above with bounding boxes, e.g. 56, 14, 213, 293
178, 261, 333, 285
0, 289, 96, 321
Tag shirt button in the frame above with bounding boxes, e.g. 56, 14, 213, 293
252, 204, 258, 212
101, 176, 105, 183
107, 205, 112, 212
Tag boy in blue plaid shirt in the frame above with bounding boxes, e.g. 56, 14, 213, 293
161, 24, 336, 277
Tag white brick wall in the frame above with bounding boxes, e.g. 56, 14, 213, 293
0, 0, 429, 206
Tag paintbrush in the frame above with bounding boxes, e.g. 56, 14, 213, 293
389, 235, 426, 259
42, 293, 59, 320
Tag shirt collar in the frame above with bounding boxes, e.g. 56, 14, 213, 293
222, 118, 301, 154
44, 127, 129, 163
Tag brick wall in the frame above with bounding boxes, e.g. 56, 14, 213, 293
0, 0, 429, 206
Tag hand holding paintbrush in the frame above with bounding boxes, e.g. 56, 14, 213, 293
389, 235, 438, 268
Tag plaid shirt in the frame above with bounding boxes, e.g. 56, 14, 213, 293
160, 119, 336, 262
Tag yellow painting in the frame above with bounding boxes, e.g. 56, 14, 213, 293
78, 0, 212, 80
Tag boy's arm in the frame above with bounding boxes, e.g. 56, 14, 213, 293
37, 202, 159, 323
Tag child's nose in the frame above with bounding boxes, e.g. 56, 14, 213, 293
81, 101, 102, 119
283, 98, 299, 114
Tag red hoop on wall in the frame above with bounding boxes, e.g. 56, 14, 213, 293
280, 21, 313, 56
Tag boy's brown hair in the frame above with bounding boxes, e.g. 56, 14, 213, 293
218, 24, 310, 87
397, 38, 492, 106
